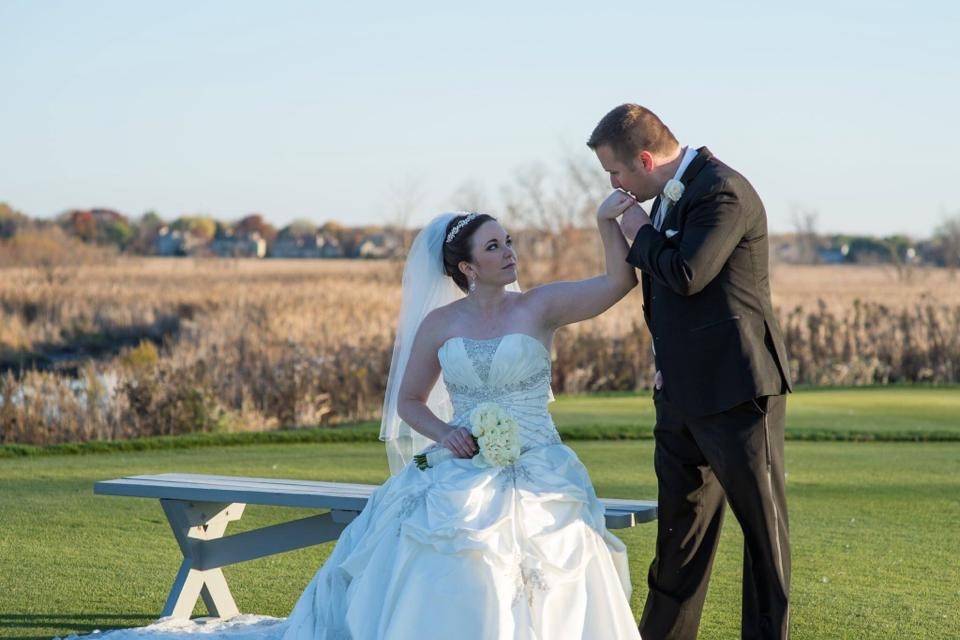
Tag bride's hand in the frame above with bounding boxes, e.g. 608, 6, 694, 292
597, 189, 636, 221
441, 426, 478, 458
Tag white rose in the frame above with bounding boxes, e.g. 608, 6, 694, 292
467, 404, 522, 467
470, 404, 493, 434
663, 179, 684, 203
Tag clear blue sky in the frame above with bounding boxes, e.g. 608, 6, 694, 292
1, 0, 957, 236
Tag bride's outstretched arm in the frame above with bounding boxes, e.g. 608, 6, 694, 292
526, 191, 638, 328
396, 311, 478, 459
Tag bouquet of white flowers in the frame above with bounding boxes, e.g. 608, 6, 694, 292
414, 402, 521, 470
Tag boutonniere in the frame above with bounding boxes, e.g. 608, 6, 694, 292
663, 179, 684, 203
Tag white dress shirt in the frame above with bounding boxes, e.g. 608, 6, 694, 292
653, 146, 699, 231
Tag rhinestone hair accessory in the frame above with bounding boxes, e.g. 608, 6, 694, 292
445, 212, 479, 243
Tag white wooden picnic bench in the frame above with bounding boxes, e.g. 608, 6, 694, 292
94, 472, 657, 621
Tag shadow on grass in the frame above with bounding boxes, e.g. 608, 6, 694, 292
0, 612, 156, 639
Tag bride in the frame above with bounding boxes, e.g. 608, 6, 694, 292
68, 192, 643, 640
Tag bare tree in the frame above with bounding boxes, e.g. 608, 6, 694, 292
500, 154, 606, 232
448, 180, 490, 213
934, 210, 960, 278
499, 151, 610, 283
790, 205, 820, 264
560, 152, 610, 224
384, 174, 426, 255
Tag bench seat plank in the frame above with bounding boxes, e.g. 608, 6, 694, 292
96, 475, 375, 510
95, 473, 657, 524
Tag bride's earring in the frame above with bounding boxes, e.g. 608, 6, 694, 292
468, 276, 476, 293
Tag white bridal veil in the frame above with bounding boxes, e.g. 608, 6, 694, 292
379, 212, 520, 475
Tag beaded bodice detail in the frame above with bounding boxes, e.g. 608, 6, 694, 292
437, 333, 561, 451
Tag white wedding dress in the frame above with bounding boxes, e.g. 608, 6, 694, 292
64, 333, 641, 640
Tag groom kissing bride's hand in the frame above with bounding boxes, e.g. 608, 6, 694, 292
596, 189, 652, 232
595, 189, 637, 221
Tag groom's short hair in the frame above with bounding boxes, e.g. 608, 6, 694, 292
587, 104, 679, 164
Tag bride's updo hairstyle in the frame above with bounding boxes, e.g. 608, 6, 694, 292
442, 212, 496, 292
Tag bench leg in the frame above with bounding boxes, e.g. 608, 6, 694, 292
159, 499, 245, 620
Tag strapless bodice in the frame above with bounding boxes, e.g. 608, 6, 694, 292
437, 333, 561, 451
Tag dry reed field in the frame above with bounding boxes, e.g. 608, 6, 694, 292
1, 257, 958, 445
768, 263, 960, 309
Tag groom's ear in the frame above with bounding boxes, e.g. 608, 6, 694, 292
636, 150, 655, 174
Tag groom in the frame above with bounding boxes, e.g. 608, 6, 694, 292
588, 104, 793, 640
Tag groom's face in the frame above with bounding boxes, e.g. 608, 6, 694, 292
594, 144, 657, 201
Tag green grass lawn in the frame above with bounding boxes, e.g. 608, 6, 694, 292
2, 442, 959, 639
551, 386, 960, 439
1, 389, 959, 639
4, 387, 958, 461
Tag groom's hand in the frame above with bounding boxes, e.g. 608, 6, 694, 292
620, 204, 652, 241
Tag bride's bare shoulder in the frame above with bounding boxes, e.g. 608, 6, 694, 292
428, 298, 468, 321
418, 301, 463, 343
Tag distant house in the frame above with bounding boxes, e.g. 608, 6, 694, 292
210, 231, 266, 258
356, 232, 400, 259
320, 236, 344, 258
817, 246, 848, 264
914, 240, 943, 266
154, 226, 207, 256
769, 233, 851, 265
771, 236, 802, 263
271, 232, 343, 258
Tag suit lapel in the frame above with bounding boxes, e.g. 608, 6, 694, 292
680, 146, 711, 186
659, 146, 713, 234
